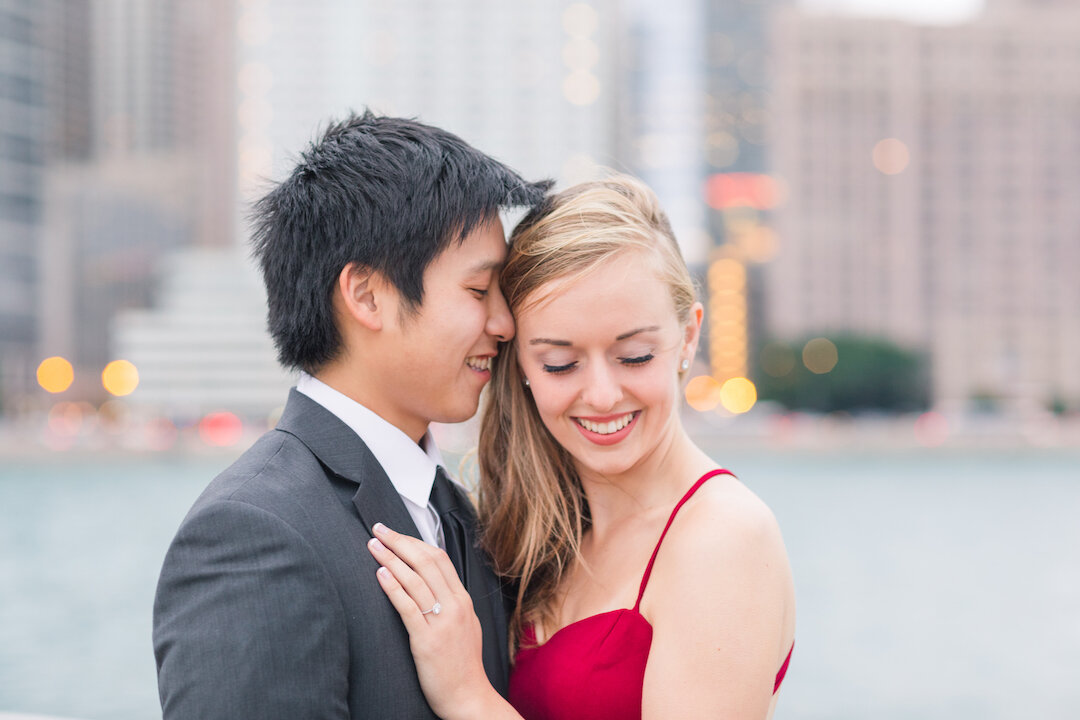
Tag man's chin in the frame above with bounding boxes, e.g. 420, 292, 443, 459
432, 398, 482, 426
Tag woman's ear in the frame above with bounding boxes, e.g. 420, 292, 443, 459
682, 301, 705, 361
336, 263, 383, 331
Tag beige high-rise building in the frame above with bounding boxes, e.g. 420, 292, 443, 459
34, 0, 237, 403
767, 1, 1080, 413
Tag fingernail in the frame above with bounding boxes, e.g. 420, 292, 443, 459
373, 522, 387, 535
377, 566, 390, 579
368, 537, 384, 551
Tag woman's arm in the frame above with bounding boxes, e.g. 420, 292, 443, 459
640, 484, 795, 719
369, 523, 525, 720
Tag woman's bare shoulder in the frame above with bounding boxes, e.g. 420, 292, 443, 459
655, 471, 789, 585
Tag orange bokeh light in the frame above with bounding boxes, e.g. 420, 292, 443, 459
685, 375, 723, 412
872, 138, 910, 175
37, 356, 74, 394
102, 360, 139, 396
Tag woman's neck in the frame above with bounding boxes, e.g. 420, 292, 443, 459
576, 421, 712, 537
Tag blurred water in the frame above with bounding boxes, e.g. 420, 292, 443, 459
0, 448, 1078, 719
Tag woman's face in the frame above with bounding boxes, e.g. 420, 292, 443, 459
514, 251, 700, 479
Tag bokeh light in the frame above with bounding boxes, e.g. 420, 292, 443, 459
562, 37, 599, 70
37, 356, 74, 394
237, 62, 274, 96
238, 8, 272, 46
914, 411, 949, 447
706, 172, 779, 210
707, 131, 740, 168
719, 377, 757, 414
685, 375, 723, 412
802, 338, 839, 374
48, 401, 85, 436
761, 342, 796, 377
199, 411, 244, 447
562, 3, 598, 37
872, 138, 910, 175
102, 360, 140, 396
563, 71, 601, 105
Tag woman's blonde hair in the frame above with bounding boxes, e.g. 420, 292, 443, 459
477, 173, 696, 648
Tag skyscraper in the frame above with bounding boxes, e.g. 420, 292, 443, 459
616, 0, 708, 265
0, 1, 46, 410
35, 0, 236, 404
234, 0, 616, 206
766, 2, 1080, 412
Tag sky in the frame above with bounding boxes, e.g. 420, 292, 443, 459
802, 0, 986, 25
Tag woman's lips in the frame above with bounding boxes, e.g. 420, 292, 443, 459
572, 411, 640, 446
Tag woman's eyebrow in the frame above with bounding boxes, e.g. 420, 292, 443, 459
529, 326, 661, 346
528, 338, 572, 347
615, 325, 660, 341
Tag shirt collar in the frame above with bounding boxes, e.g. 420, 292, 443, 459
295, 372, 442, 507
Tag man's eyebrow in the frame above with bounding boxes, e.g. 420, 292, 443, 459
529, 338, 572, 347
615, 326, 661, 341
467, 260, 502, 274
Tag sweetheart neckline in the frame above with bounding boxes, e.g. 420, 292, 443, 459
520, 607, 650, 651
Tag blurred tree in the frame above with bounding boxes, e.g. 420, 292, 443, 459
754, 335, 929, 413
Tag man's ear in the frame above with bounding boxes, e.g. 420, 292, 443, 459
336, 263, 383, 331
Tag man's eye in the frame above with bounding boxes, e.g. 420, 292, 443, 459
542, 362, 576, 375
619, 354, 654, 366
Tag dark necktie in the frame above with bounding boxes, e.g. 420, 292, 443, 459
429, 466, 467, 584
428, 465, 511, 694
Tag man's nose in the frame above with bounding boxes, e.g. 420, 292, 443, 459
486, 284, 514, 342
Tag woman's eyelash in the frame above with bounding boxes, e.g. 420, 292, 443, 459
542, 362, 576, 374
542, 354, 654, 374
469, 288, 489, 297
619, 354, 654, 366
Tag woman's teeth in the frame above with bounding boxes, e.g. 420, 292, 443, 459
466, 356, 491, 372
575, 412, 635, 435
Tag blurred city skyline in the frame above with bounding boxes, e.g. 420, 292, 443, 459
804, 0, 984, 25
1, 0, 1078, 453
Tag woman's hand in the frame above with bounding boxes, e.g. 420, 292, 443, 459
368, 522, 513, 720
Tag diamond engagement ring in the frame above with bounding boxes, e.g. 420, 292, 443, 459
421, 602, 442, 616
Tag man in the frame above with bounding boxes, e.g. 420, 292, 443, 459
153, 111, 550, 718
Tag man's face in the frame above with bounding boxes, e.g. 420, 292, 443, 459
371, 218, 513, 440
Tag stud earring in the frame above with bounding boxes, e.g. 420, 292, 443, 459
523, 378, 530, 387
680, 359, 689, 371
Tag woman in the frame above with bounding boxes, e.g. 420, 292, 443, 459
367, 174, 796, 719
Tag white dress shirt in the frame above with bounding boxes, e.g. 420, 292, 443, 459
295, 372, 446, 549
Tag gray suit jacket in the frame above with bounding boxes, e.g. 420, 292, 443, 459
153, 389, 510, 719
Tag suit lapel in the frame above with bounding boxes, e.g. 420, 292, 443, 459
276, 389, 509, 691
275, 389, 423, 542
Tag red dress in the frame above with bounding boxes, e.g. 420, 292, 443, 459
508, 469, 794, 719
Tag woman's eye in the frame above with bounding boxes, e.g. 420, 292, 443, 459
469, 288, 489, 298
542, 362, 576, 375
619, 354, 654, 366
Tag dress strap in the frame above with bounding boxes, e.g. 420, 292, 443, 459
633, 468, 734, 611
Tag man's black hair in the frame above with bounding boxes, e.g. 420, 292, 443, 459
251, 110, 552, 373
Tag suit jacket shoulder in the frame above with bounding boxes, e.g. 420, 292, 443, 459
154, 390, 444, 719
